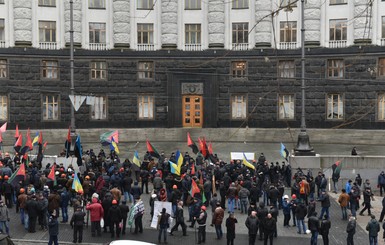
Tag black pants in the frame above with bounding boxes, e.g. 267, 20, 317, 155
171, 220, 187, 235
259, 224, 264, 240
135, 215, 143, 233
5, 193, 12, 208
347, 232, 354, 245
227, 238, 234, 245
360, 202, 371, 215
73, 225, 83, 243
380, 184, 385, 196
29, 216, 37, 232
111, 221, 120, 238
198, 226, 206, 243
249, 234, 257, 245
121, 217, 127, 234
379, 207, 385, 222
283, 213, 290, 226
264, 232, 273, 245
141, 181, 149, 194
91, 221, 101, 236
322, 233, 329, 245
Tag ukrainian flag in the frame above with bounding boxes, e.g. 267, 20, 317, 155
32, 131, 39, 146
72, 172, 83, 193
110, 137, 120, 154
175, 150, 183, 168
133, 151, 141, 168
169, 160, 180, 176
242, 153, 256, 170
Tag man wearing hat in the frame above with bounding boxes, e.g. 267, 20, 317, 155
70, 205, 86, 243
170, 200, 187, 236
196, 205, 207, 244
2, 176, 13, 208
212, 201, 224, 240
157, 208, 171, 244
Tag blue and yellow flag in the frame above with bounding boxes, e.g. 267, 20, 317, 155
169, 160, 181, 176
242, 153, 255, 170
72, 172, 83, 193
133, 151, 141, 168
110, 137, 120, 154
280, 143, 289, 161
32, 131, 39, 146
175, 150, 183, 168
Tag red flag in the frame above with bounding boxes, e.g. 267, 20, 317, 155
43, 141, 48, 153
47, 163, 56, 181
14, 124, 19, 139
38, 131, 43, 145
8, 163, 26, 186
26, 128, 33, 151
198, 137, 207, 158
187, 132, 199, 154
23, 153, 28, 160
14, 135, 22, 148
0, 131, 2, 143
191, 161, 195, 175
146, 140, 160, 158
208, 142, 213, 155
190, 179, 200, 198
0, 122, 7, 133
66, 127, 71, 143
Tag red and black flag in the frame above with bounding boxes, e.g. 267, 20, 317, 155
47, 163, 57, 186
65, 127, 71, 158
187, 132, 199, 154
14, 124, 19, 140
8, 163, 26, 186
146, 140, 160, 158
14, 134, 32, 156
37, 131, 44, 164
198, 137, 209, 159
207, 142, 218, 163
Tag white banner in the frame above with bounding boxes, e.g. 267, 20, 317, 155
150, 201, 173, 231
230, 152, 255, 160
69, 95, 86, 111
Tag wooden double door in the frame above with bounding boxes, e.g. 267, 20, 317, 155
182, 95, 203, 127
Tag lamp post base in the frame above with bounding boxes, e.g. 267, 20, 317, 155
294, 130, 316, 156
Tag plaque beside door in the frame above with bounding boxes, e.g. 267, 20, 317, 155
181, 83, 203, 95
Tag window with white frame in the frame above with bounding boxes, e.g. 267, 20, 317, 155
39, 21, 56, 42
327, 59, 344, 78
42, 94, 59, 121
89, 23, 106, 44
138, 61, 154, 79
280, 0, 297, 7
327, 93, 344, 120
379, 58, 385, 77
232, 23, 248, 44
0, 59, 7, 78
382, 16, 385, 39
137, 0, 153, 9
231, 95, 247, 119
185, 0, 201, 9
42, 60, 58, 79
39, 0, 56, 7
378, 93, 385, 120
280, 21, 297, 43
278, 60, 295, 78
329, 19, 347, 41
231, 61, 247, 79
278, 94, 295, 119
185, 24, 201, 44
138, 95, 154, 119
0, 95, 7, 121
89, 0, 105, 8
137, 24, 154, 44
330, 0, 347, 4
0, 19, 4, 41
90, 61, 107, 80
232, 0, 248, 9
90, 96, 107, 120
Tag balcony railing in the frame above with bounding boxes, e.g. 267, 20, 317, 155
279, 42, 297, 50
89, 43, 107, 51
329, 40, 347, 48
381, 38, 385, 46
0, 41, 5, 48
39, 42, 58, 50
137, 44, 155, 51
232, 43, 249, 50
185, 44, 202, 51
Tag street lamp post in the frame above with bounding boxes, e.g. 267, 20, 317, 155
69, 0, 77, 148
294, 0, 315, 156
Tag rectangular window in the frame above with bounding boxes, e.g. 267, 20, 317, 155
185, 24, 201, 44
330, 19, 347, 41
90, 96, 107, 120
137, 24, 154, 44
0, 95, 7, 121
0, 59, 7, 78
327, 59, 344, 78
138, 61, 154, 79
42, 60, 58, 79
89, 23, 106, 44
232, 23, 248, 44
280, 21, 297, 42
327, 94, 344, 120
330, 0, 347, 4
90, 61, 107, 80
185, 0, 201, 9
278, 94, 295, 120
379, 58, 385, 77
231, 61, 247, 79
231, 95, 247, 119
42, 94, 59, 121
232, 0, 248, 9
0, 19, 4, 41
278, 60, 295, 78
89, 0, 105, 8
280, 0, 297, 7
138, 95, 154, 119
39, 21, 56, 42
38, 0, 56, 7
378, 94, 385, 120
0, 0, 4, 4
137, 0, 153, 10
382, 16, 385, 39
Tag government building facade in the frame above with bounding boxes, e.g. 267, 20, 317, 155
0, 0, 385, 129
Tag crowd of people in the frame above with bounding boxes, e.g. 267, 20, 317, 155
0, 148, 384, 245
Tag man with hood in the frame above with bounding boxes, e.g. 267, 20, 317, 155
70, 205, 86, 243
86, 197, 104, 237
346, 214, 356, 245
366, 214, 380, 245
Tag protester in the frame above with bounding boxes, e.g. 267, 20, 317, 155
108, 199, 122, 238
378, 171, 385, 197
379, 196, 385, 222
263, 213, 277, 245
170, 201, 187, 236
119, 201, 130, 235
360, 187, 374, 216
226, 213, 237, 245
346, 214, 356, 245
308, 211, 319, 245
48, 210, 59, 245
338, 189, 350, 220
366, 214, 380, 245
86, 197, 104, 237
0, 200, 9, 235
319, 215, 331, 245
196, 205, 208, 244
211, 201, 224, 239
157, 208, 171, 244
245, 210, 259, 245
70, 205, 86, 243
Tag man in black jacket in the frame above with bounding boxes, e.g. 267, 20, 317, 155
245, 211, 259, 245
170, 201, 187, 236
346, 214, 356, 245
263, 213, 277, 245
119, 201, 130, 235
379, 196, 385, 222
25, 194, 39, 233
317, 191, 330, 219
319, 215, 331, 245
295, 200, 308, 234
257, 202, 268, 241
108, 199, 122, 238
308, 211, 320, 245
70, 206, 86, 243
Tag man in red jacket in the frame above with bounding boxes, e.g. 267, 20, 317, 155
86, 197, 104, 237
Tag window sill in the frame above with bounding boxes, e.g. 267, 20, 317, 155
231, 7, 249, 10
137, 8, 154, 10
38, 5, 56, 7
41, 77, 59, 81
326, 118, 344, 121
138, 118, 155, 121
277, 118, 295, 121
138, 78, 155, 81
184, 8, 201, 10
329, 3, 348, 6
90, 119, 108, 121
231, 118, 247, 121
88, 7, 106, 10
90, 78, 108, 81
42, 119, 60, 122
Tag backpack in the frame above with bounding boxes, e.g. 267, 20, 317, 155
300, 182, 305, 194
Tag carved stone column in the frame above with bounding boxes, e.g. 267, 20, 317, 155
13, 0, 32, 46
161, 0, 178, 49
304, 0, 321, 46
208, 0, 225, 49
64, 0, 82, 47
353, 0, 372, 44
113, 0, 130, 48
255, 0, 272, 48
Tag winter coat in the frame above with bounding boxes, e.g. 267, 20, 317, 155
70, 210, 86, 226
308, 215, 320, 232
48, 216, 59, 236
212, 207, 224, 225
226, 217, 237, 240
227, 186, 237, 199
238, 187, 250, 199
282, 200, 291, 215
378, 173, 385, 186
320, 219, 331, 235
366, 219, 380, 237
25, 198, 39, 218
86, 201, 104, 222
131, 184, 142, 199
108, 205, 122, 223
245, 215, 259, 235
0, 204, 9, 221
119, 204, 129, 219
318, 193, 330, 208
175, 206, 185, 223
346, 219, 356, 234
263, 217, 276, 234
295, 203, 308, 220
338, 193, 350, 207
153, 176, 163, 190
48, 193, 61, 213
